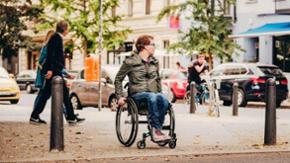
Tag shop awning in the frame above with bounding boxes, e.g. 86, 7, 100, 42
230, 22, 290, 38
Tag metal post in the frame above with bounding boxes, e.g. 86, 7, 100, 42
232, 82, 238, 116
98, 0, 103, 111
50, 76, 64, 151
264, 78, 276, 145
190, 82, 196, 114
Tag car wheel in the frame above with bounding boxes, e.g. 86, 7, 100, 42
223, 100, 232, 106
109, 96, 118, 111
10, 100, 19, 104
70, 94, 82, 110
26, 84, 32, 94
237, 89, 247, 107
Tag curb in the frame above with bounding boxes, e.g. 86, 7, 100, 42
3, 149, 290, 163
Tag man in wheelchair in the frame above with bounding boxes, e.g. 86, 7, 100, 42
114, 35, 171, 142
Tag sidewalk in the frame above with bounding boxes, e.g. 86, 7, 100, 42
1, 103, 290, 162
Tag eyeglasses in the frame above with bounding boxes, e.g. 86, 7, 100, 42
147, 43, 156, 47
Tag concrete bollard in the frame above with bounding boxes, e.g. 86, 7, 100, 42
190, 82, 196, 114
50, 76, 64, 151
264, 78, 276, 145
232, 82, 238, 116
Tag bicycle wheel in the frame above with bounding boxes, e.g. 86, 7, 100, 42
201, 91, 210, 105
116, 98, 139, 147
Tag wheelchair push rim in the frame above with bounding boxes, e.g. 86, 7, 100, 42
115, 98, 139, 147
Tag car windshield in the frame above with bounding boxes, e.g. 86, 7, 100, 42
258, 66, 285, 77
0, 68, 9, 79
103, 66, 129, 82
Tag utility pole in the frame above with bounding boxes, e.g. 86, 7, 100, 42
98, 0, 103, 111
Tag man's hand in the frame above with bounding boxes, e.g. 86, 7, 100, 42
45, 71, 53, 79
202, 60, 207, 65
66, 73, 76, 79
118, 97, 126, 106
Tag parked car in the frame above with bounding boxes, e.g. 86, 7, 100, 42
209, 63, 288, 107
0, 67, 20, 104
160, 69, 188, 103
16, 70, 38, 94
65, 70, 84, 90
69, 65, 126, 111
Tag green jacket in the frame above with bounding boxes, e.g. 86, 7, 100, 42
114, 51, 162, 99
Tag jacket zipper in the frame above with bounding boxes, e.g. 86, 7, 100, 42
145, 62, 149, 91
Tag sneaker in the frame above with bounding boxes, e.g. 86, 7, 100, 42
76, 117, 85, 123
67, 117, 85, 124
160, 131, 171, 140
152, 128, 167, 142
29, 117, 47, 125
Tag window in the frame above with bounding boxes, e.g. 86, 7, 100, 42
223, 66, 248, 75
164, 0, 170, 7
273, 36, 290, 72
111, 6, 116, 17
223, 0, 231, 15
210, 68, 224, 77
163, 40, 170, 48
145, 0, 151, 15
128, 0, 133, 17
258, 66, 284, 77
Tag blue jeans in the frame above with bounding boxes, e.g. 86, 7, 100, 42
132, 92, 169, 130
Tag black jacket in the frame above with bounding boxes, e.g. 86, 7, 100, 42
45, 33, 65, 76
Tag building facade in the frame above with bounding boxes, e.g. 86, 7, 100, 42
108, 0, 185, 68
232, 0, 290, 73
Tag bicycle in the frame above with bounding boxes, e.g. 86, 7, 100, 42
184, 81, 210, 106
184, 77, 220, 117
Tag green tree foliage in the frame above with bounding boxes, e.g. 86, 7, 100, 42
39, 0, 131, 57
158, 0, 243, 67
0, 0, 43, 58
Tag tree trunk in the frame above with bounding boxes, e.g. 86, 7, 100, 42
83, 39, 88, 64
208, 53, 213, 70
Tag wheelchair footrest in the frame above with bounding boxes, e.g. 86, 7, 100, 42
162, 125, 170, 130
139, 120, 148, 124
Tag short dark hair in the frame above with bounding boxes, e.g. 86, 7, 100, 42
56, 21, 68, 33
135, 35, 154, 52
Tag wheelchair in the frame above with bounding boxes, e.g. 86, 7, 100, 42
115, 95, 177, 149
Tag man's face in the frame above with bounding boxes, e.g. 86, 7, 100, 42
63, 27, 69, 36
197, 56, 205, 64
144, 39, 156, 56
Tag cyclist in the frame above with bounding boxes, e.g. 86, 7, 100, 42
187, 53, 209, 102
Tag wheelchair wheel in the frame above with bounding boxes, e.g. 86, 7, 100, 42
168, 105, 175, 137
162, 104, 175, 138
116, 98, 139, 147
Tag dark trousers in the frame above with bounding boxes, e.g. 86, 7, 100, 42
30, 78, 76, 120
